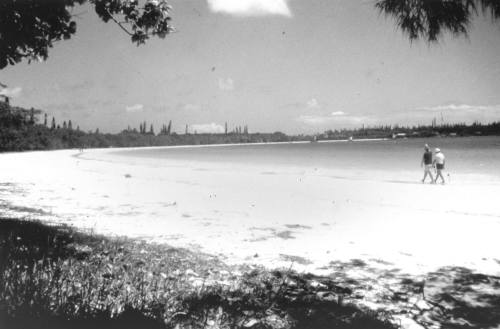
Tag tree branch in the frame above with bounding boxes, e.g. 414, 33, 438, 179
105, 8, 133, 36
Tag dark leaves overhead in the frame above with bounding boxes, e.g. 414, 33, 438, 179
375, 0, 500, 42
0, 0, 84, 69
0, 0, 173, 70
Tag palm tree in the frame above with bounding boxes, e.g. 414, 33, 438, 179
167, 120, 172, 135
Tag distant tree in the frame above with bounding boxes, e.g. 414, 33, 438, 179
225, 122, 228, 135
44, 113, 48, 126
77, 125, 80, 131
0, 0, 174, 69
68, 120, 72, 130
376, 0, 500, 42
95, 128, 99, 134
63, 121, 67, 129
167, 120, 172, 135
185, 124, 188, 135
29, 107, 35, 124
51, 117, 56, 130
149, 123, 154, 135
57, 124, 61, 129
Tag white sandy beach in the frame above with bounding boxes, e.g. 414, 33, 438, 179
1, 146, 500, 278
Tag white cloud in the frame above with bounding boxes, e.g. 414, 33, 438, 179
207, 0, 292, 17
417, 104, 500, 113
0, 86, 22, 98
190, 122, 225, 133
297, 113, 373, 126
306, 98, 319, 109
218, 77, 234, 91
183, 103, 202, 111
125, 104, 144, 112
297, 115, 330, 125
406, 103, 500, 125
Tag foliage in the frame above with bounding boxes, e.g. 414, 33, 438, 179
2, 0, 500, 70
0, 218, 397, 329
376, 0, 500, 42
0, 102, 294, 152
0, 0, 173, 69
2, 101, 500, 152
321, 121, 500, 140
2, 218, 500, 329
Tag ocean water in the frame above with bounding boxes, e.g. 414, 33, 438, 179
111, 136, 500, 181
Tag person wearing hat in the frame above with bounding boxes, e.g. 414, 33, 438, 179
420, 144, 434, 183
433, 148, 446, 184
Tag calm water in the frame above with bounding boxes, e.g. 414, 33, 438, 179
112, 136, 500, 179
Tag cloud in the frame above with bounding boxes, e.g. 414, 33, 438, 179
417, 104, 500, 113
183, 103, 202, 111
406, 103, 500, 125
297, 113, 373, 126
0, 86, 22, 98
306, 98, 319, 109
207, 0, 292, 17
190, 122, 225, 133
218, 77, 234, 91
125, 104, 144, 113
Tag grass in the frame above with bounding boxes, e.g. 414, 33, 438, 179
3, 218, 499, 329
0, 218, 397, 329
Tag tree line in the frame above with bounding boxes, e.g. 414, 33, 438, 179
2, 101, 500, 152
320, 121, 500, 140
0, 101, 290, 152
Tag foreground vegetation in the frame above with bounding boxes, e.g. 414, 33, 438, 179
0, 218, 397, 329
1, 218, 500, 329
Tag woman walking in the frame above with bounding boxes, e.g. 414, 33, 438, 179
433, 148, 446, 184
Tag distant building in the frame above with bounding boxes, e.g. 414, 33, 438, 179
392, 133, 407, 139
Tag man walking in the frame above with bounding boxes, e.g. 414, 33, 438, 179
421, 144, 434, 183
433, 148, 446, 184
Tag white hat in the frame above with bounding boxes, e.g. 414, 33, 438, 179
435, 148, 441, 153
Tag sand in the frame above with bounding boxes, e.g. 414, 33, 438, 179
1, 146, 500, 277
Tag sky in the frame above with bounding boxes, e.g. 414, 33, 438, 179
1, 0, 500, 134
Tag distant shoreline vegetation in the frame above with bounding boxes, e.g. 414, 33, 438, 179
1, 101, 499, 152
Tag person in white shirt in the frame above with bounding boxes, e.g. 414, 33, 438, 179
433, 148, 446, 184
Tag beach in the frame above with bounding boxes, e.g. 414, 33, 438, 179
1, 140, 500, 277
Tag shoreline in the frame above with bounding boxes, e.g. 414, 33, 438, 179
1, 146, 500, 278
0, 136, 410, 156
2, 146, 500, 329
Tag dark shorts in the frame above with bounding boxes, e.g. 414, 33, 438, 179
436, 163, 444, 170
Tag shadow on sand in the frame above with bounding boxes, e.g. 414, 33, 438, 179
321, 259, 500, 328
1, 218, 499, 329
0, 218, 396, 329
